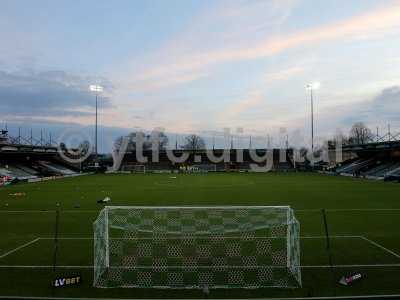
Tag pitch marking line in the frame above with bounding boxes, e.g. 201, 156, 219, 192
2, 295, 400, 300
1, 263, 400, 269
360, 236, 400, 259
296, 208, 400, 212
0, 235, 399, 269
0, 210, 99, 213
304, 235, 400, 261
0, 238, 40, 259
2, 296, 400, 300
2, 208, 400, 213
36, 235, 363, 240
1, 235, 399, 265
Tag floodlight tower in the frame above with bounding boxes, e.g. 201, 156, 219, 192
89, 85, 104, 160
306, 82, 320, 158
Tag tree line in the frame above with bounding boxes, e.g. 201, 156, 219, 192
113, 132, 206, 152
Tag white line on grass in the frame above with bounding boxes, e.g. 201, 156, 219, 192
0, 265, 93, 269
36, 235, 364, 241
0, 238, 40, 259
360, 236, 400, 259
0, 210, 99, 213
1, 263, 400, 269
296, 208, 400, 212
302, 263, 400, 268
1, 236, 399, 268
0, 234, 399, 269
300, 235, 362, 239
2, 208, 400, 213
39, 237, 92, 240
2, 295, 400, 300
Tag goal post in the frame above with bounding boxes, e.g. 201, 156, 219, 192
93, 206, 301, 289
192, 164, 217, 173
120, 164, 146, 173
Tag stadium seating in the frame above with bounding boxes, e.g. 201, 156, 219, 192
363, 162, 400, 178
335, 155, 400, 181
37, 161, 77, 175
336, 158, 375, 175
0, 165, 37, 180
15, 164, 40, 176
0, 168, 13, 177
385, 163, 400, 176
363, 162, 394, 178
0, 158, 78, 185
275, 162, 293, 171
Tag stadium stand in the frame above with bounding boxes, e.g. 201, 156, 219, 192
0, 145, 80, 185
37, 161, 77, 176
117, 149, 295, 173
333, 140, 400, 181
335, 158, 375, 176
0, 160, 78, 180
15, 164, 40, 176
362, 162, 400, 178
0, 167, 12, 177
275, 161, 293, 171
385, 163, 400, 176
2, 165, 37, 180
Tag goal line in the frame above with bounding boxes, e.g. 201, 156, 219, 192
1, 235, 399, 269
1, 235, 398, 259
1, 263, 400, 269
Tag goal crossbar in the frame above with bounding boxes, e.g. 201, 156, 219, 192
105, 205, 291, 210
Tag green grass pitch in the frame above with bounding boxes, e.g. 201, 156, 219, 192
0, 172, 400, 299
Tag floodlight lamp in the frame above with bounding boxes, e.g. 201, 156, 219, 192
306, 82, 320, 90
90, 85, 104, 92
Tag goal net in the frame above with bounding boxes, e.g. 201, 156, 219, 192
93, 206, 301, 289
192, 164, 217, 173
121, 164, 146, 173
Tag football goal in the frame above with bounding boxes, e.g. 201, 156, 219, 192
121, 164, 146, 173
192, 164, 217, 172
93, 206, 301, 289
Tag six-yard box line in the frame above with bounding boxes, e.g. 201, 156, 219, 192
1, 235, 400, 269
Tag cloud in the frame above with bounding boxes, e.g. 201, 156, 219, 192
124, 2, 400, 91
343, 86, 400, 125
216, 84, 400, 140
223, 92, 264, 120
263, 66, 305, 83
371, 86, 400, 117
127, 70, 209, 92
0, 69, 113, 118
300, 85, 400, 138
118, 0, 298, 91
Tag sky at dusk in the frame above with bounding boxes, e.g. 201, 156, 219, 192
1, 0, 400, 150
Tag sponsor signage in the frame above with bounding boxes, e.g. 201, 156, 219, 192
53, 275, 81, 288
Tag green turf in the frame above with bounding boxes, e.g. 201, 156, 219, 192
0, 173, 400, 298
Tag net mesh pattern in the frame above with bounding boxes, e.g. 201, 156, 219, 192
93, 206, 301, 289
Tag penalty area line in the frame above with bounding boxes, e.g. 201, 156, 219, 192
37, 235, 364, 240
0, 238, 40, 259
0, 210, 99, 213
296, 208, 400, 212
1, 208, 400, 214
360, 236, 400, 260
1, 263, 400, 269
2, 295, 400, 300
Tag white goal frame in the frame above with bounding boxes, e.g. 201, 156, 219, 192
191, 164, 217, 173
93, 205, 301, 289
121, 164, 146, 173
